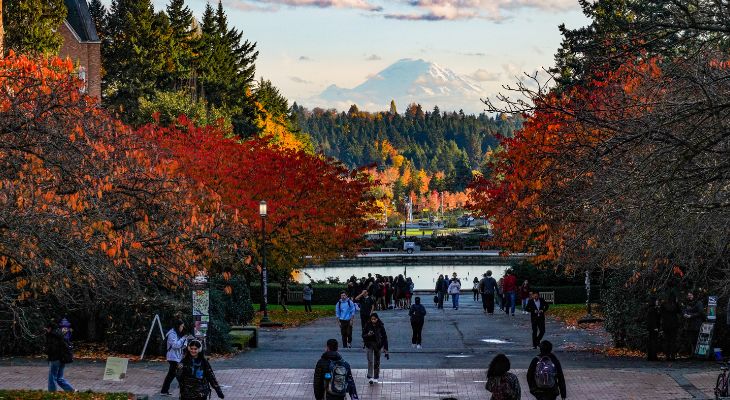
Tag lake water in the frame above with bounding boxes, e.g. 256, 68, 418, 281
294, 265, 511, 290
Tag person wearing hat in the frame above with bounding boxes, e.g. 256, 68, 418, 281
161, 320, 190, 396
45, 321, 75, 392
177, 339, 224, 399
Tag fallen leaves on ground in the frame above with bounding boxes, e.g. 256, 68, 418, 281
549, 304, 603, 328
254, 308, 334, 328
0, 390, 131, 399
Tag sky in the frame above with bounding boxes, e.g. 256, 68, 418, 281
144, 0, 590, 113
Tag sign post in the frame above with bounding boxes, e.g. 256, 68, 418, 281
707, 296, 718, 321
192, 272, 210, 351
694, 322, 715, 359
103, 357, 129, 381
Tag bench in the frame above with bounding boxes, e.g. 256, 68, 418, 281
278, 290, 303, 304
360, 247, 372, 252
540, 291, 555, 304
435, 246, 453, 251
229, 325, 258, 349
380, 247, 397, 252
463, 245, 480, 250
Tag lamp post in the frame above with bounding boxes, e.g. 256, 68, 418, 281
259, 200, 271, 324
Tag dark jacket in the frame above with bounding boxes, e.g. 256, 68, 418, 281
359, 296, 375, 317
527, 353, 566, 399
684, 300, 705, 331
176, 353, 222, 400
525, 298, 549, 321
409, 303, 427, 322
435, 278, 445, 293
480, 277, 498, 294
45, 330, 68, 362
646, 304, 661, 331
660, 301, 681, 331
362, 320, 389, 351
313, 350, 355, 400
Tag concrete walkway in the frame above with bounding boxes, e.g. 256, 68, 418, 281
0, 297, 722, 399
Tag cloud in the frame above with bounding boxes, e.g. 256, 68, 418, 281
290, 76, 312, 84
388, 0, 577, 21
462, 52, 486, 57
299, 56, 313, 61
365, 54, 382, 61
470, 68, 500, 82
245, 0, 383, 11
365, 73, 385, 80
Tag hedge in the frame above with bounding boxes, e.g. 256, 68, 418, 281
531, 286, 602, 304
250, 284, 346, 305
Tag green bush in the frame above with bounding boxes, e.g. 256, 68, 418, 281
250, 284, 346, 305
531, 286, 602, 304
601, 270, 647, 349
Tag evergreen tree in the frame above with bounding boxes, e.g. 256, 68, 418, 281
165, 0, 195, 89
3, 0, 66, 55
87, 0, 107, 39
389, 99, 398, 115
104, 0, 168, 121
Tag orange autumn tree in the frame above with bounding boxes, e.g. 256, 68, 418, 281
0, 52, 248, 343
140, 118, 380, 274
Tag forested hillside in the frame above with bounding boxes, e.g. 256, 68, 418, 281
292, 103, 521, 176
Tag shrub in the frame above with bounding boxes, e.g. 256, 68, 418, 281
602, 270, 647, 349
249, 284, 346, 305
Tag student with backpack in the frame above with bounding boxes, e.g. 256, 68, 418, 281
362, 313, 389, 384
408, 296, 427, 348
480, 271, 499, 314
485, 353, 521, 400
45, 321, 75, 392
313, 339, 359, 400
335, 292, 357, 348
176, 339, 224, 400
161, 320, 189, 396
526, 340, 566, 400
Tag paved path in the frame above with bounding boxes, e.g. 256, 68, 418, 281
0, 298, 721, 399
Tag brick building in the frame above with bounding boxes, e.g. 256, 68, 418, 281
59, 0, 101, 99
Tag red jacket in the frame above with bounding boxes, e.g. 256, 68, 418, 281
503, 275, 517, 292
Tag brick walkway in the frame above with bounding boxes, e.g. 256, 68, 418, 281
0, 364, 720, 399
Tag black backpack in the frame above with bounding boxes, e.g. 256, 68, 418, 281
59, 339, 73, 364
326, 360, 349, 396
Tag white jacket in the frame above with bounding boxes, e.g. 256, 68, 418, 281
448, 280, 461, 295
165, 329, 187, 362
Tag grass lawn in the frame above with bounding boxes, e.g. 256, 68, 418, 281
548, 303, 603, 327
0, 391, 131, 399
252, 303, 334, 328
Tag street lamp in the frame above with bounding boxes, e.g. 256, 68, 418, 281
259, 200, 271, 323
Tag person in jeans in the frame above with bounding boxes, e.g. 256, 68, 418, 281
448, 273, 461, 310
480, 271, 499, 314
362, 313, 389, 384
303, 284, 314, 312
408, 296, 427, 348
161, 319, 188, 396
313, 339, 359, 400
335, 292, 357, 348
45, 321, 75, 392
485, 353, 521, 400
520, 280, 531, 314
503, 269, 517, 316
525, 291, 549, 349
472, 277, 480, 302
527, 340, 566, 400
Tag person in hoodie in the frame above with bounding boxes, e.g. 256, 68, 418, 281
45, 321, 75, 393
526, 340, 566, 400
161, 319, 189, 396
313, 339, 358, 400
362, 313, 389, 384
176, 339, 224, 400
408, 296, 427, 348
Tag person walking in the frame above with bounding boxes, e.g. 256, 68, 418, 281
525, 291, 549, 349
362, 313, 389, 384
480, 271, 499, 314
279, 278, 290, 313
661, 294, 681, 361
45, 321, 75, 393
176, 339, 224, 400
503, 270, 517, 316
313, 339, 359, 400
354, 290, 376, 334
473, 277, 481, 302
448, 275, 462, 310
485, 353, 521, 400
497, 277, 504, 312
409, 296, 427, 349
435, 275, 446, 309
303, 284, 314, 312
646, 297, 661, 361
682, 291, 705, 355
520, 280, 531, 314
161, 320, 189, 396
336, 292, 357, 348
526, 340, 566, 400
442, 274, 451, 302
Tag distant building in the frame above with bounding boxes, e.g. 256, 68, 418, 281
59, 0, 101, 99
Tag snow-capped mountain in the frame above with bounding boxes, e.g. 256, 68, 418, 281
307, 59, 487, 113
